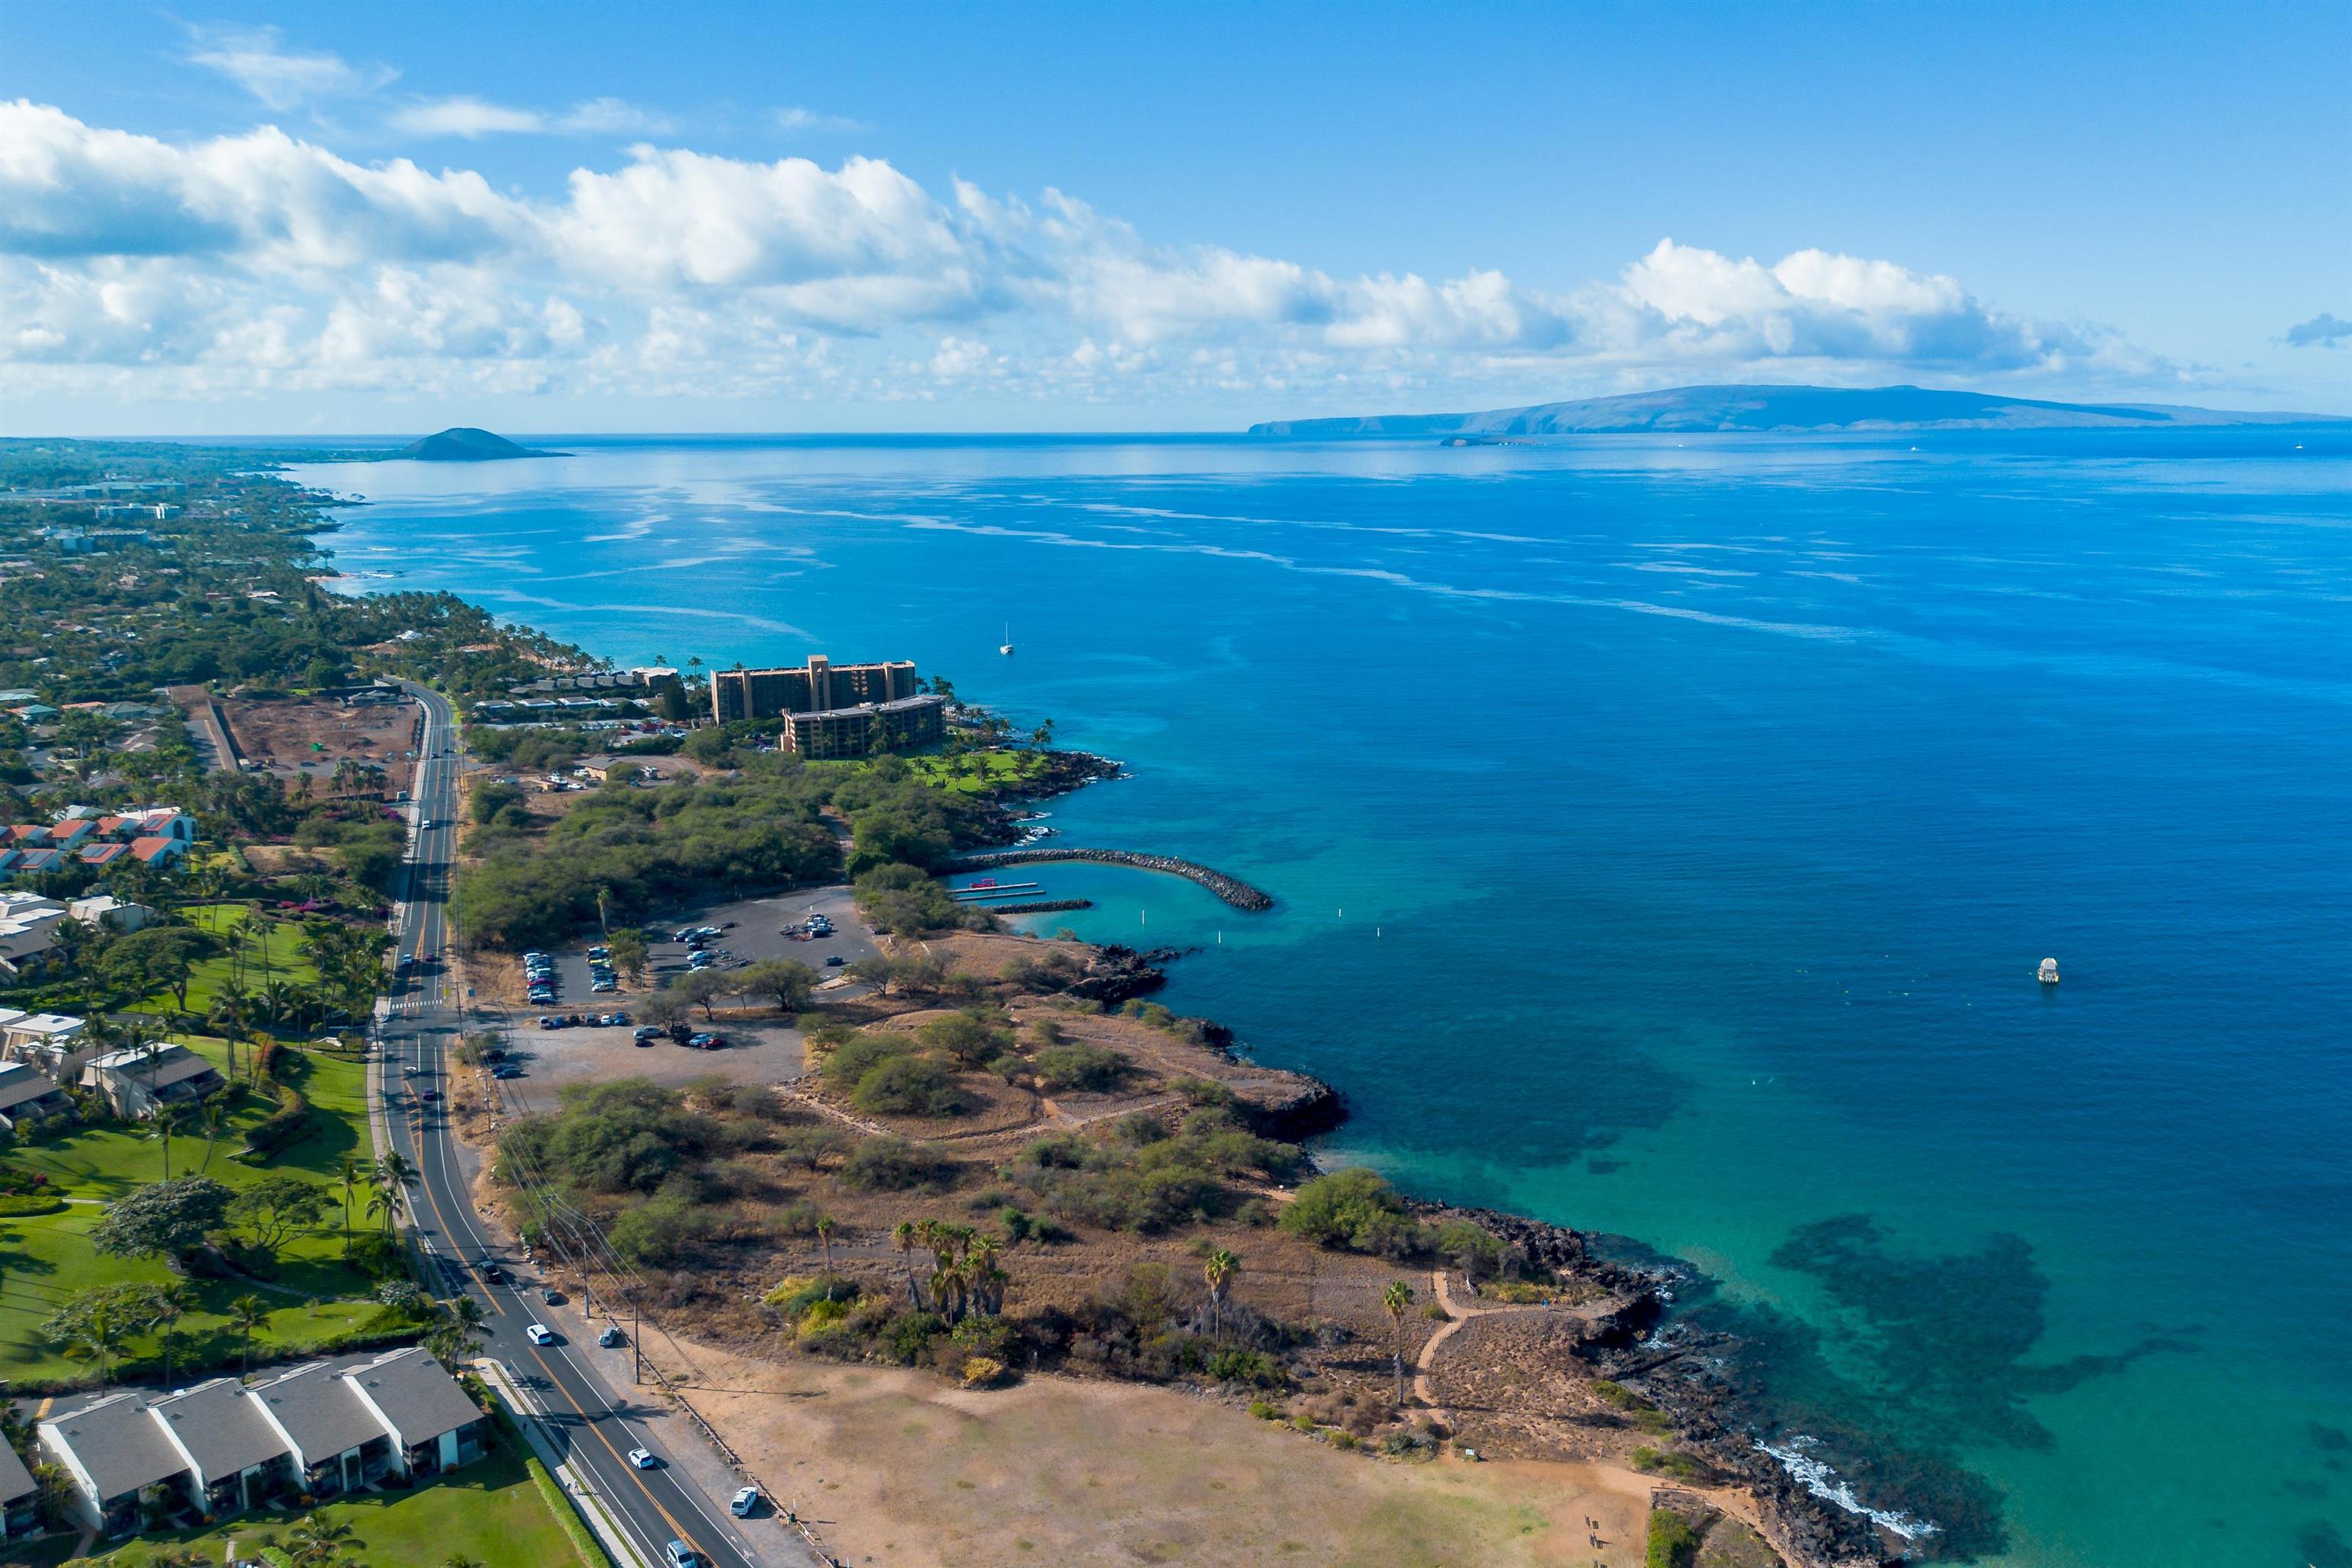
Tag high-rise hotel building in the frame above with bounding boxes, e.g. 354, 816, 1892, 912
708, 656, 945, 758
709, 656, 921, 723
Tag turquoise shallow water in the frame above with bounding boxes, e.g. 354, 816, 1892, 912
299, 431, 2352, 1565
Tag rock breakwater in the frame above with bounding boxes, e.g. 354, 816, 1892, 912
947, 847, 1275, 910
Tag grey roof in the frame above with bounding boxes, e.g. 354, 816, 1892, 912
148, 1377, 291, 1480
340, 1347, 482, 1445
0, 1063, 63, 1112
0, 1436, 33, 1503
41, 1390, 186, 1501
247, 1361, 384, 1460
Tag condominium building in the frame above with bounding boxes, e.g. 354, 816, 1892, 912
709, 655, 920, 724
779, 694, 949, 760
36, 1347, 488, 1537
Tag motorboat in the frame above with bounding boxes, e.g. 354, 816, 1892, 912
2037, 957, 2060, 985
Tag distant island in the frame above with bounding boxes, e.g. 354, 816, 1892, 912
1247, 382, 2348, 437
393, 426, 564, 461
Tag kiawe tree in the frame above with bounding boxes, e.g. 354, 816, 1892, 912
91, 1176, 234, 1268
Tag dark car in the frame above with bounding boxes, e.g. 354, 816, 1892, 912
599, 1325, 626, 1348
825, 954, 844, 966
492, 1064, 522, 1079
480, 1259, 504, 1282
417, 1089, 442, 1102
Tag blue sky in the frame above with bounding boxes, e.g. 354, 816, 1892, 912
4, 1, 2346, 433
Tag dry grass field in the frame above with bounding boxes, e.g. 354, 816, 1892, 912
684, 1348, 1660, 1568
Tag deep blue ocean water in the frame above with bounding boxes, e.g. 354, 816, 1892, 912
298, 430, 2352, 1566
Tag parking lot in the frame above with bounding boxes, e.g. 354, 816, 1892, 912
467, 883, 882, 1096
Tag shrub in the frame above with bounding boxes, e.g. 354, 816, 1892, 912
1276, 1168, 1430, 1259
961, 1356, 1006, 1388
1289, 1415, 1317, 1433
1481, 1280, 1556, 1305
851, 1054, 972, 1119
883, 1311, 946, 1366
1381, 1429, 1437, 1459
1204, 1347, 1285, 1390
1646, 1507, 1703, 1568
345, 1232, 406, 1279
1032, 1042, 1131, 1093
240, 1089, 315, 1161
1328, 1430, 1361, 1451
840, 1135, 958, 1193
1249, 1400, 1281, 1420
1632, 1447, 1709, 1481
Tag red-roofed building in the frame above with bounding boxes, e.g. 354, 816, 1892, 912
77, 844, 128, 868
127, 837, 185, 869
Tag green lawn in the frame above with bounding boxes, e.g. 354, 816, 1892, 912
0, 1037, 390, 1385
906, 747, 1050, 796
127, 902, 322, 1021
14, 1443, 587, 1568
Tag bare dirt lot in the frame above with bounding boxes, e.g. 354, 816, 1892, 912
681, 1346, 1658, 1568
222, 693, 421, 793
489, 1014, 805, 1102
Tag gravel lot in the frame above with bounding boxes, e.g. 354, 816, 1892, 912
463, 884, 880, 1099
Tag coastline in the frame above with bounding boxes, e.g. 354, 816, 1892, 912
968, 772, 1897, 1566
298, 480, 1912, 1566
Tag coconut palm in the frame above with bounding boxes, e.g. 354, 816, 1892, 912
194, 1091, 231, 1172
144, 1283, 194, 1385
283, 1511, 361, 1564
154, 1100, 190, 1181
815, 1214, 837, 1295
1381, 1279, 1416, 1410
367, 1176, 407, 1236
337, 1154, 365, 1255
66, 1296, 131, 1390
1204, 1248, 1240, 1342
229, 1294, 273, 1381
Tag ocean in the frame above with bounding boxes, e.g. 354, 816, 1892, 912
296, 429, 2352, 1566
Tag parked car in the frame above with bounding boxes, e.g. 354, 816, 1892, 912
537, 1016, 559, 1030
524, 1324, 554, 1345
492, 1064, 522, 1079
592, 979, 617, 994
632, 1026, 662, 1043
541, 1287, 564, 1304
825, 955, 844, 966
599, 1325, 626, 1348
730, 1485, 760, 1517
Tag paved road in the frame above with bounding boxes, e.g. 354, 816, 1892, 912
380, 683, 800, 1568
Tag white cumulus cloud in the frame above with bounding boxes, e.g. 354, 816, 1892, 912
0, 100, 2167, 410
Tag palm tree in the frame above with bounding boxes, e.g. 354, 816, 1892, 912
376, 1150, 417, 1188
229, 1294, 273, 1382
284, 1512, 361, 1564
1204, 1248, 1239, 1342
68, 1296, 131, 1390
970, 1234, 1008, 1317
891, 1220, 925, 1309
815, 1215, 837, 1296
367, 1177, 406, 1237
194, 1091, 231, 1172
210, 982, 251, 1080
144, 1283, 193, 1385
1381, 1280, 1416, 1410
337, 1154, 365, 1256
154, 1100, 191, 1180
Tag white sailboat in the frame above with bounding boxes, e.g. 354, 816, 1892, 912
999, 622, 1015, 656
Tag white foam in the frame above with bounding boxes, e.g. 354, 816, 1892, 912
1753, 1436, 1939, 1542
